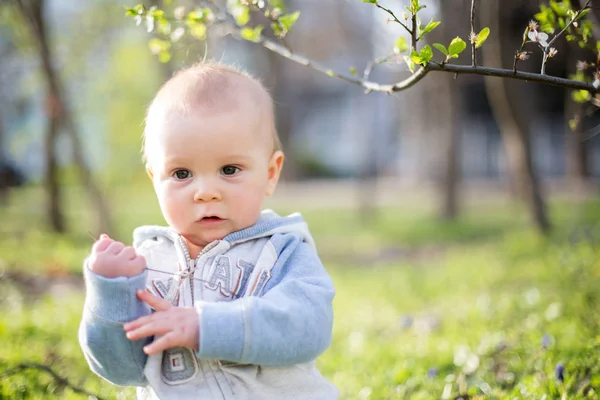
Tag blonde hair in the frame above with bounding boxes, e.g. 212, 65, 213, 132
142, 61, 282, 164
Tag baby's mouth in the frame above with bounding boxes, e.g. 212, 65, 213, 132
198, 216, 225, 224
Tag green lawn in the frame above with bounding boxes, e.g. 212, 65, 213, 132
0, 185, 599, 399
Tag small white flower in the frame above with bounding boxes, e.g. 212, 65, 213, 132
170, 27, 185, 42
528, 19, 539, 31
528, 30, 549, 47
174, 6, 185, 20
577, 61, 588, 71
469, 31, 478, 44
548, 47, 558, 57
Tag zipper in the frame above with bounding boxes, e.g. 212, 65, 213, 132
177, 236, 222, 305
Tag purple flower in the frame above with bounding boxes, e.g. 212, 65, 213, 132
427, 367, 438, 378
555, 363, 565, 382
541, 334, 552, 349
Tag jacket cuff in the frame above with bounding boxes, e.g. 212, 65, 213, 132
195, 300, 245, 362
83, 262, 149, 323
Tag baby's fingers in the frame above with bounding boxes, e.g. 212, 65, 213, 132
124, 316, 170, 340
91, 238, 113, 254
143, 332, 178, 355
137, 289, 172, 312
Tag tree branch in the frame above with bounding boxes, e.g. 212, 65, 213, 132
0, 362, 107, 400
426, 62, 597, 92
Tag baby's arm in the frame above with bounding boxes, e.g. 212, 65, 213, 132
197, 238, 335, 366
78, 235, 151, 386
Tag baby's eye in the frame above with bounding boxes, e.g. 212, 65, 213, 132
221, 166, 240, 176
173, 169, 191, 180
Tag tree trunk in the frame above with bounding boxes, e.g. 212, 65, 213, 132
0, 108, 7, 205
44, 103, 64, 231
431, 0, 465, 220
564, 100, 589, 180
15, 0, 113, 235
564, 44, 590, 182
480, 0, 551, 234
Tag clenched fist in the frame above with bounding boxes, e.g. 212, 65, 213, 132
88, 234, 146, 278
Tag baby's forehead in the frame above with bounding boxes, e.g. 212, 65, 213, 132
153, 68, 272, 117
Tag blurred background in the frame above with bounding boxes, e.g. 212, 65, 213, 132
0, 0, 599, 399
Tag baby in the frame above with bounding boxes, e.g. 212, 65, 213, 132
79, 62, 338, 399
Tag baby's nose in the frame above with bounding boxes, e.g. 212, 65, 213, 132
193, 181, 221, 202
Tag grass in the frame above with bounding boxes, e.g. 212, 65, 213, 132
0, 185, 599, 399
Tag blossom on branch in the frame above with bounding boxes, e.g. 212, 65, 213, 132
528, 30, 549, 47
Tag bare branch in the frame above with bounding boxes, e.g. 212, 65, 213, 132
1, 362, 107, 400
470, 0, 477, 67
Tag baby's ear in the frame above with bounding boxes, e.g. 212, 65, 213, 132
146, 164, 154, 180
266, 151, 284, 196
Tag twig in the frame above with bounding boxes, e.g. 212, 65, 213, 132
0, 362, 107, 400
363, 54, 396, 80
583, 124, 600, 141
375, 4, 411, 35
513, 27, 530, 74
471, 0, 477, 67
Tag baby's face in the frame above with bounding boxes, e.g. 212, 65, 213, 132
146, 106, 283, 256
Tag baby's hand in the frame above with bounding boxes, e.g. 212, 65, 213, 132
124, 290, 199, 355
88, 234, 146, 278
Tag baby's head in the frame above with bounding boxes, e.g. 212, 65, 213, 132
143, 62, 284, 255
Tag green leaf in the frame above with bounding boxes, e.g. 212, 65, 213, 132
148, 38, 171, 55
350, 66, 358, 77
410, 45, 432, 66
272, 22, 282, 36
158, 50, 172, 63
448, 37, 467, 56
572, 89, 591, 103
577, 9, 589, 20
230, 4, 250, 26
433, 43, 448, 55
362, 0, 377, 3
188, 22, 207, 39
549, 0, 569, 17
279, 11, 300, 31
241, 25, 264, 42
394, 37, 408, 54
420, 45, 432, 62
475, 27, 490, 48
418, 19, 440, 39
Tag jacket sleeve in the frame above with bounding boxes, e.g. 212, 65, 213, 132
78, 262, 151, 386
195, 237, 335, 366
